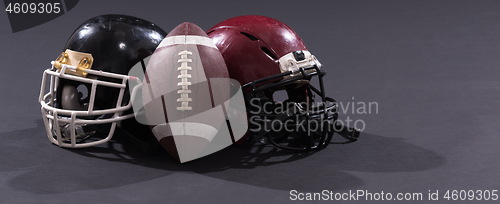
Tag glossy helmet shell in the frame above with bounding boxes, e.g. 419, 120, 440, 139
59, 14, 166, 111
55, 14, 167, 146
207, 15, 308, 86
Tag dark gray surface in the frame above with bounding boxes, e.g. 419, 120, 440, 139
1, 0, 499, 203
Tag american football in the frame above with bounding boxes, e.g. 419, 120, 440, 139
141, 22, 244, 163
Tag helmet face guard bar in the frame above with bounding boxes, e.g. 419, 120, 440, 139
39, 62, 140, 148
242, 66, 360, 151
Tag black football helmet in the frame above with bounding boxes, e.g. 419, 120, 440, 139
39, 14, 167, 149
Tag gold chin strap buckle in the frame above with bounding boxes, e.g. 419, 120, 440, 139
53, 49, 93, 77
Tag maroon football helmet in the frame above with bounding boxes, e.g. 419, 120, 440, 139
208, 15, 359, 151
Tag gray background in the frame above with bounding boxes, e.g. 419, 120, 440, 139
1, 0, 499, 203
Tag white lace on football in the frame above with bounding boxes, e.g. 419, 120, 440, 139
176, 50, 193, 111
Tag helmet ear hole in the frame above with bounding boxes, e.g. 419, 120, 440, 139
272, 89, 288, 102
76, 84, 89, 100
